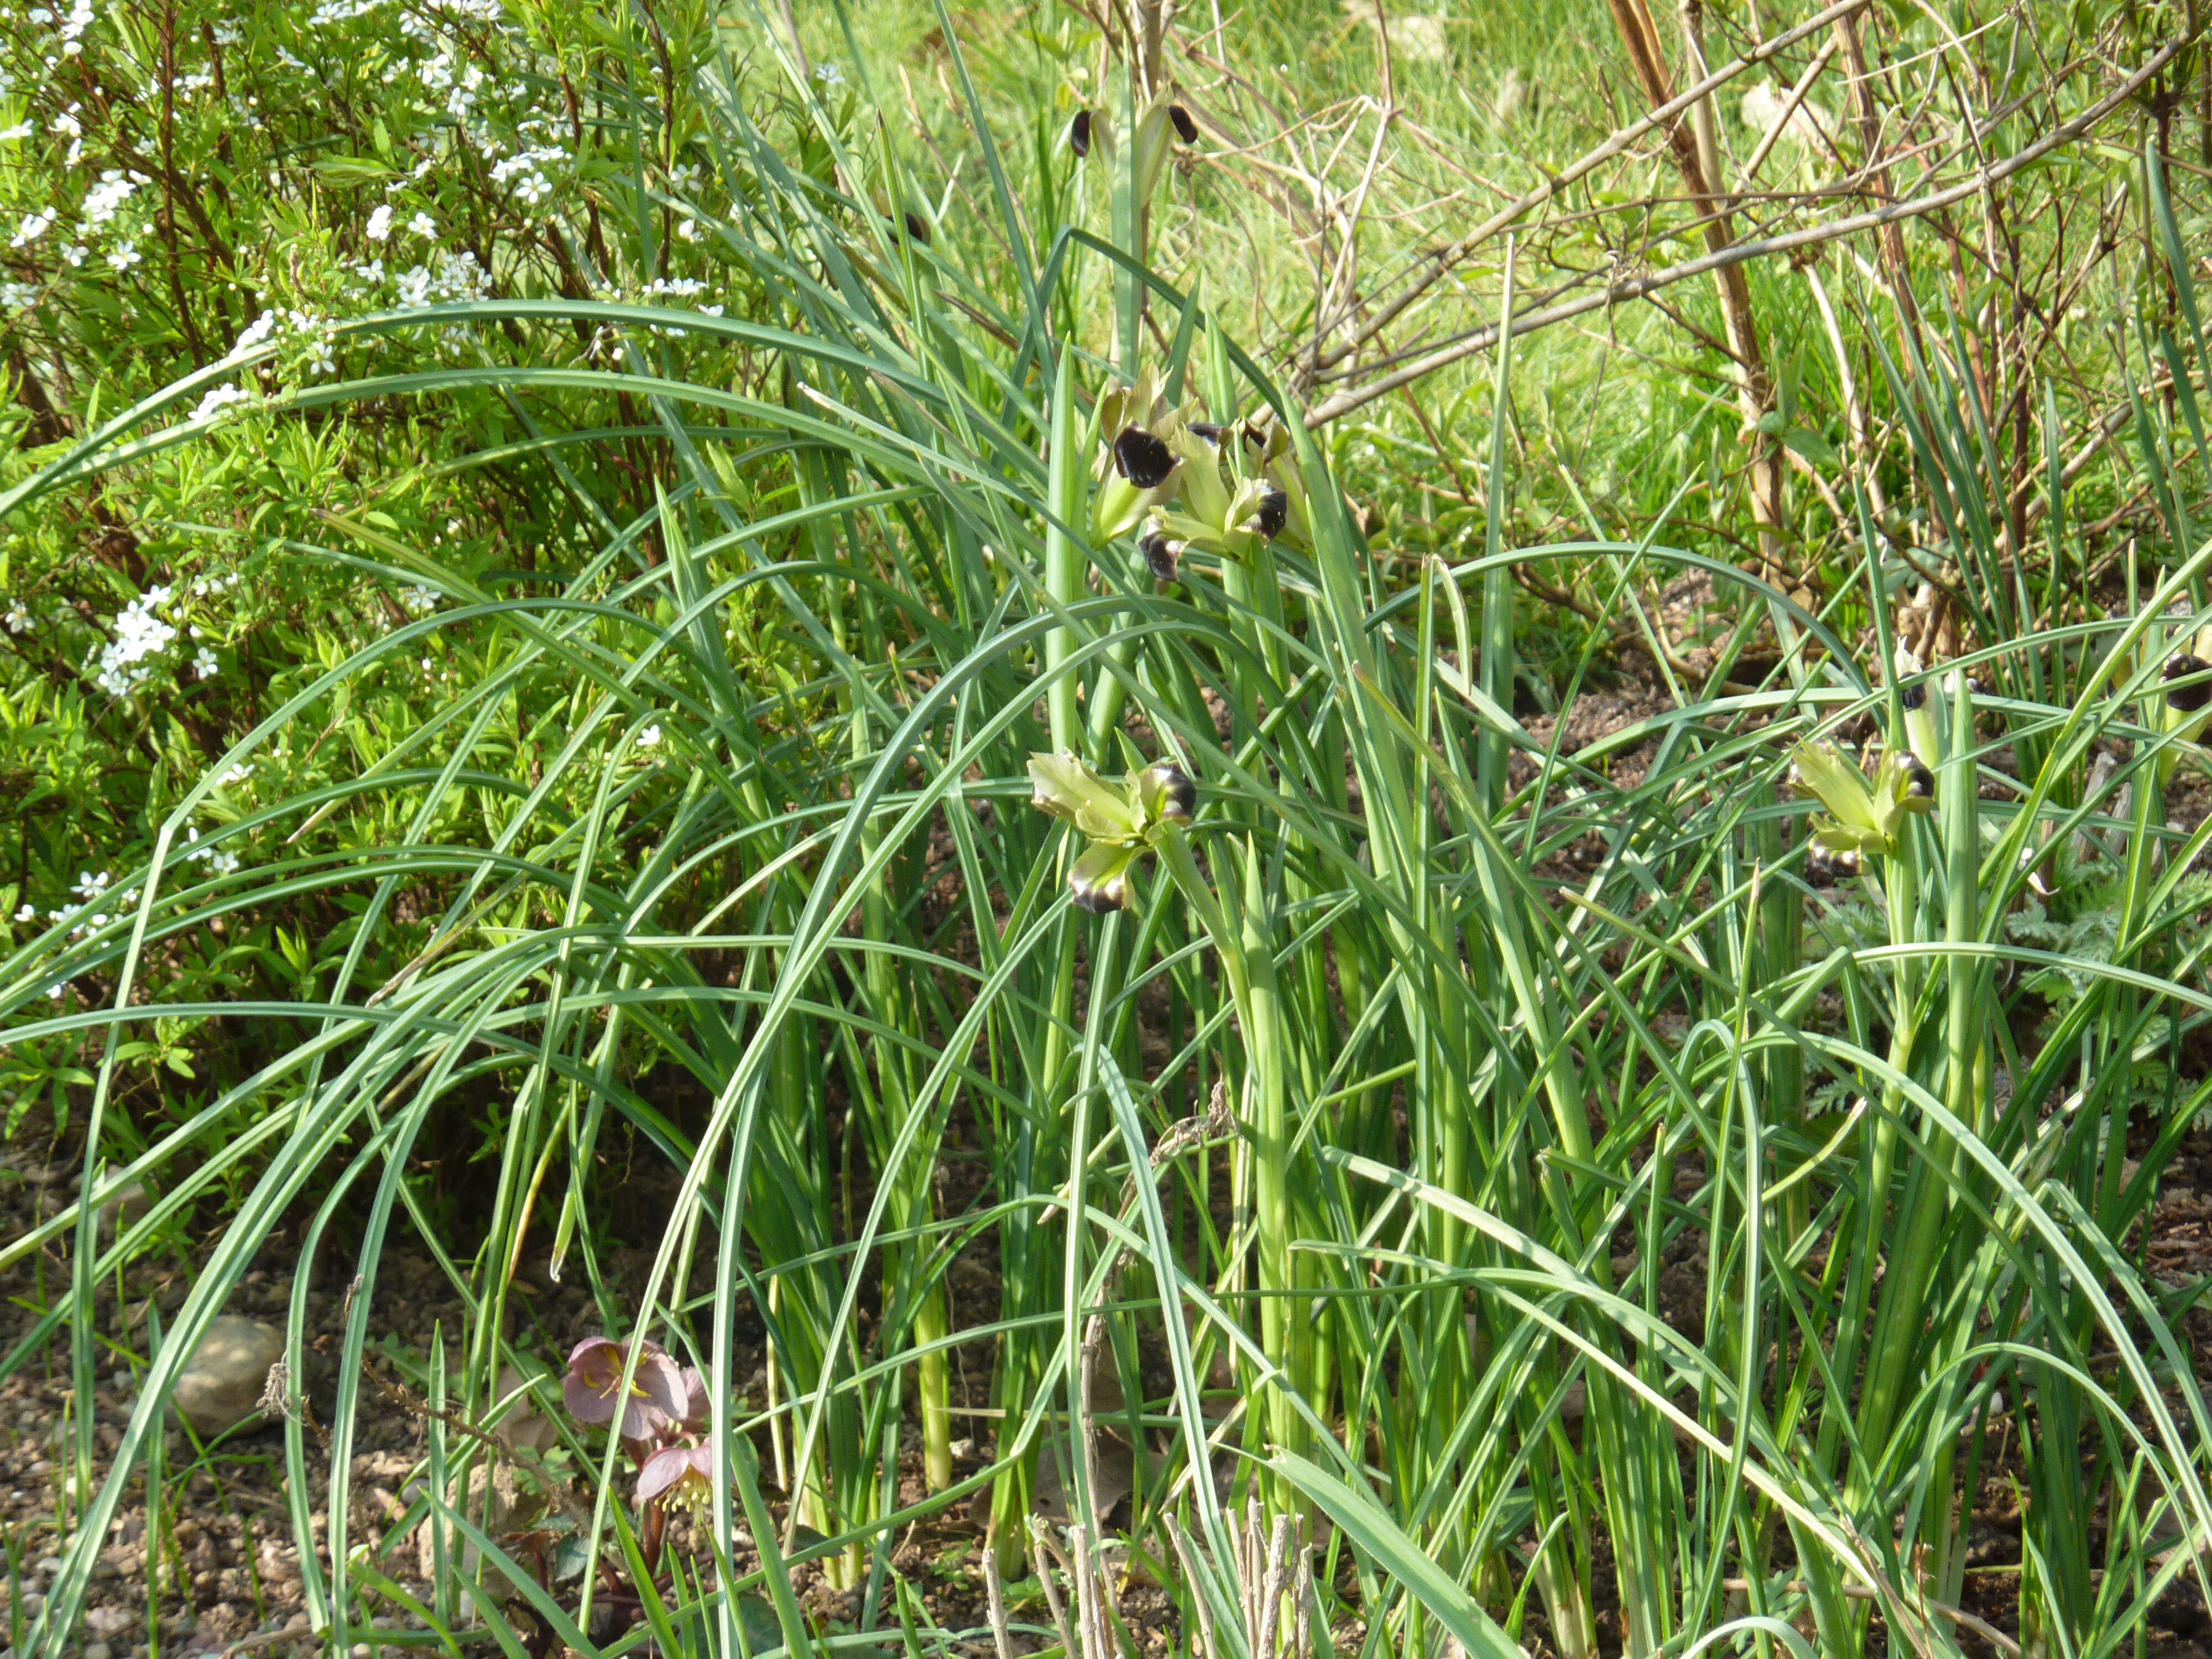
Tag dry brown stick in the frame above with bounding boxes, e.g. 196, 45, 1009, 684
1029, 1520, 1081, 1659
983, 1541, 1019, 1659
1606, 0, 1791, 587
1305, 24, 2201, 426
1167, 1518, 1225, 1659
1310, 0, 1871, 371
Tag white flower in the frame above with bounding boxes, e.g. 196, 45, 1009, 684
11, 209, 54, 248
14, 904, 34, 923
192, 648, 218, 679
366, 204, 393, 241
59, 244, 88, 268
398, 584, 440, 614
73, 870, 110, 899
394, 251, 487, 309
675, 218, 700, 242
0, 282, 34, 312
217, 761, 253, 787
190, 385, 247, 421
211, 19, 242, 44
815, 61, 846, 86
638, 723, 662, 747
234, 312, 276, 351
489, 148, 564, 209
406, 211, 436, 237
2, 602, 26, 634
83, 170, 136, 227
93, 587, 176, 696
0, 122, 33, 142
106, 243, 143, 272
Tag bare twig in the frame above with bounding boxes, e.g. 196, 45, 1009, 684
1310, 0, 1871, 369
1305, 24, 2202, 425
1736, 37, 1841, 190
983, 1540, 1018, 1659
1606, 0, 1791, 584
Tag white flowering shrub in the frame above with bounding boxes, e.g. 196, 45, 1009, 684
0, 0, 800, 1127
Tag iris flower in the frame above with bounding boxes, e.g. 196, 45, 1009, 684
1142, 412, 1310, 566
1029, 752, 1197, 912
1058, 96, 1197, 206
1090, 370, 1194, 543
1790, 741, 1933, 860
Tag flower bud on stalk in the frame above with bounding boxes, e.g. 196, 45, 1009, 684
1894, 644, 1940, 769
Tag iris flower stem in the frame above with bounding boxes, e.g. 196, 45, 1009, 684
1153, 826, 1308, 1479
1045, 349, 1086, 755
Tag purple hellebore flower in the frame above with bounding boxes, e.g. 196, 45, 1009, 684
562, 1336, 686, 1439
680, 1365, 711, 1432
637, 1438, 717, 1512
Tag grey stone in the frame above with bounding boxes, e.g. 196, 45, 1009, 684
170, 1316, 284, 1437
491, 1366, 555, 1454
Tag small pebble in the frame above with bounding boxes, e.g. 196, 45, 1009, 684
84, 1644, 111, 1659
